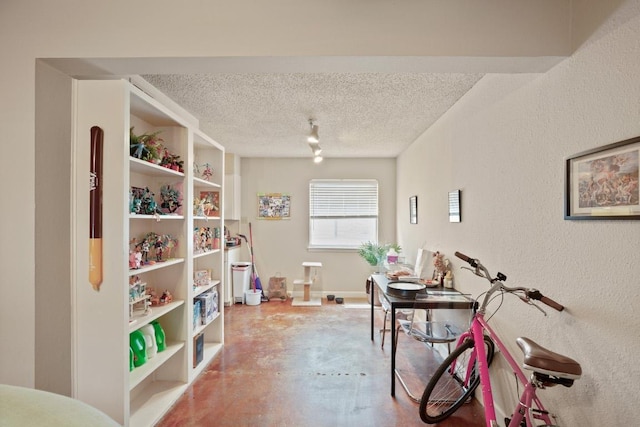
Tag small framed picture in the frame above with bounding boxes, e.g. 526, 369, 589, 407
448, 190, 461, 223
257, 193, 291, 220
565, 136, 640, 220
409, 196, 418, 224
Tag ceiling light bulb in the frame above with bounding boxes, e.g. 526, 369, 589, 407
309, 143, 322, 156
308, 124, 319, 143
313, 155, 323, 163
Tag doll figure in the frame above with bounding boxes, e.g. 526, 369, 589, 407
141, 239, 150, 263
202, 163, 213, 181
154, 237, 164, 262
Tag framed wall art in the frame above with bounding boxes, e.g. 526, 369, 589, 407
258, 193, 291, 220
448, 190, 461, 222
565, 136, 640, 220
409, 196, 418, 224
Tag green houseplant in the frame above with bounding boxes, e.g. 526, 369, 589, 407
130, 127, 164, 163
358, 241, 401, 272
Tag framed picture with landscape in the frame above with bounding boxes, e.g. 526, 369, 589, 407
565, 136, 640, 220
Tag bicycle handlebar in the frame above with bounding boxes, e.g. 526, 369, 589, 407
455, 251, 564, 312
454, 251, 476, 267
527, 290, 564, 311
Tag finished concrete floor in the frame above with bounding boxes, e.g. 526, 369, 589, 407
156, 298, 485, 426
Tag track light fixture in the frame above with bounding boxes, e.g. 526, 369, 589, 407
307, 119, 323, 163
307, 119, 319, 143
310, 144, 322, 156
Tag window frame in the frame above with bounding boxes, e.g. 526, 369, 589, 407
308, 179, 379, 250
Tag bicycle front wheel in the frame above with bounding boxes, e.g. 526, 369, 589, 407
419, 335, 494, 424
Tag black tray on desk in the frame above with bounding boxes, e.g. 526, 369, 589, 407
386, 281, 427, 299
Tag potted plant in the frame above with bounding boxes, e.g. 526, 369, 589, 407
358, 241, 401, 272
130, 127, 164, 164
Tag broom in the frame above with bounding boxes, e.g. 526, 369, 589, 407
237, 225, 265, 299
248, 222, 268, 301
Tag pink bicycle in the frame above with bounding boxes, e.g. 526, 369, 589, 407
419, 252, 582, 426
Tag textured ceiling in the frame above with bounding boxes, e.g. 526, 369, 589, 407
142, 73, 483, 158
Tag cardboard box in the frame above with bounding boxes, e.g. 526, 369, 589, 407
210, 286, 219, 317
195, 291, 215, 324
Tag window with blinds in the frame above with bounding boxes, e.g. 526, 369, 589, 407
309, 179, 378, 249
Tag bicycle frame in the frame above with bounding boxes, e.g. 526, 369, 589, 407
456, 308, 554, 427
426, 252, 576, 427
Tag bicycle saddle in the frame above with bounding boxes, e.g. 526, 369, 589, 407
516, 337, 582, 380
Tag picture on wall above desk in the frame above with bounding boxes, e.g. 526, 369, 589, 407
448, 190, 461, 222
409, 196, 417, 224
258, 193, 291, 220
565, 136, 640, 220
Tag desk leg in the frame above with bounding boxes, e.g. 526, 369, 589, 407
391, 307, 396, 397
370, 277, 374, 341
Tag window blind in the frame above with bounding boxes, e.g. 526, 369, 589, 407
309, 180, 378, 217
308, 179, 378, 249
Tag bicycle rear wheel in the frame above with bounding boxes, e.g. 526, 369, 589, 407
419, 335, 494, 424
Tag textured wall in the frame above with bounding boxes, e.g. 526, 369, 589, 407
396, 2, 640, 424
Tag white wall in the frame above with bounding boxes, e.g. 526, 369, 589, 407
396, 2, 640, 424
0, 0, 575, 388
34, 61, 74, 395
239, 158, 396, 297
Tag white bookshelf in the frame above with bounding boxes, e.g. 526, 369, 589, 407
73, 79, 225, 426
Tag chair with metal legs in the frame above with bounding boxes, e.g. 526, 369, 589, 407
379, 293, 391, 348
380, 291, 412, 349
392, 293, 466, 402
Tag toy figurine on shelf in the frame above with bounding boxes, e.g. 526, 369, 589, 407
202, 163, 213, 181
154, 236, 165, 262
193, 197, 206, 217
129, 276, 147, 301
130, 187, 144, 214
160, 184, 182, 215
134, 245, 143, 269
162, 235, 178, 259
142, 232, 158, 264
128, 238, 143, 269
140, 187, 162, 216
141, 239, 150, 264
160, 290, 173, 304
193, 226, 213, 254
199, 191, 219, 216
129, 250, 137, 269
147, 287, 160, 306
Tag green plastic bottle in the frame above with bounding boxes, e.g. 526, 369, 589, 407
129, 347, 134, 371
130, 330, 147, 367
152, 321, 166, 352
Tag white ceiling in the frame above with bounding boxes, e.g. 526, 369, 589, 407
142, 72, 483, 158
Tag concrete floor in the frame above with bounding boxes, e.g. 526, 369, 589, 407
156, 298, 485, 427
